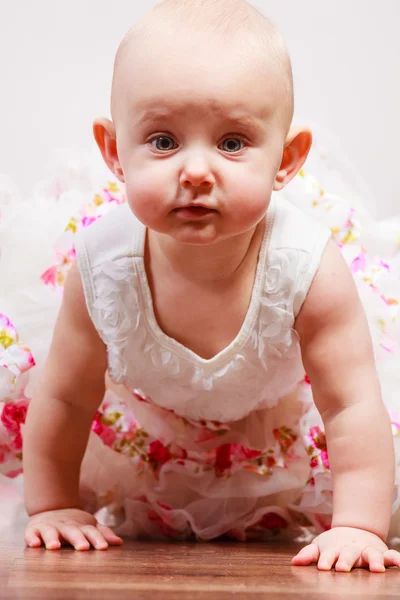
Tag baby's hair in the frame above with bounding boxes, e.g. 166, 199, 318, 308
111, 0, 294, 130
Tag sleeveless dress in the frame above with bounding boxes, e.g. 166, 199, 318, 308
1, 150, 400, 541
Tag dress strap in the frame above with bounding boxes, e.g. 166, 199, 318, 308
74, 203, 146, 317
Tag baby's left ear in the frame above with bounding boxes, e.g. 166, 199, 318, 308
273, 128, 312, 191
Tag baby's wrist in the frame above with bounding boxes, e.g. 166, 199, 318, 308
331, 520, 388, 542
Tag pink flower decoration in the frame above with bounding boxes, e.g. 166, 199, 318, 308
148, 440, 172, 466
40, 266, 58, 287
0, 443, 10, 464
6, 469, 23, 478
1, 400, 29, 435
82, 215, 100, 228
215, 443, 262, 474
351, 249, 367, 273
320, 449, 330, 469
11, 431, 23, 451
91, 412, 117, 447
258, 512, 288, 530
308, 426, 326, 450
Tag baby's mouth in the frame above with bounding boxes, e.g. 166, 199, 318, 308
173, 206, 217, 219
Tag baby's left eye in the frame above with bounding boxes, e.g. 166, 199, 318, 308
219, 138, 244, 153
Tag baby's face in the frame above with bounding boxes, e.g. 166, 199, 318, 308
113, 36, 289, 246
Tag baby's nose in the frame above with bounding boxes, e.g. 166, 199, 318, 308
180, 153, 215, 189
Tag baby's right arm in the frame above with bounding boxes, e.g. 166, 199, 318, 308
23, 264, 122, 550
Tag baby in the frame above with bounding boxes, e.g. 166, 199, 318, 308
19, 0, 400, 572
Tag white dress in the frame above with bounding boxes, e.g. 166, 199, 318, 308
1, 153, 400, 541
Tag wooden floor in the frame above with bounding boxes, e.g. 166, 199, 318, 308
2, 523, 400, 600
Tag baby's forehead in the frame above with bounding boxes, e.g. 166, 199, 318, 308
114, 49, 285, 132
111, 1, 293, 130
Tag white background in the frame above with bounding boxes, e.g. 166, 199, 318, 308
1, 0, 399, 218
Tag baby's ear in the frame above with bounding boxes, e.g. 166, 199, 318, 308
93, 117, 125, 182
273, 127, 312, 191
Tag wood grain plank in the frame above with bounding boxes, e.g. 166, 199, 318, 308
2, 534, 400, 599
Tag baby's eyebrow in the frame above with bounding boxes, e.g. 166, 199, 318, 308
134, 110, 172, 127
134, 109, 264, 133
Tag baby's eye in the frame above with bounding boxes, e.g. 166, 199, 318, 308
150, 136, 178, 152
219, 137, 244, 153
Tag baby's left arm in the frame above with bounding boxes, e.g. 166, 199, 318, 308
293, 240, 399, 571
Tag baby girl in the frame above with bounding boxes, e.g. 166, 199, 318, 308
6, 0, 400, 572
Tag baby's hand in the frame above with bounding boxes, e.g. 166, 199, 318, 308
292, 526, 400, 572
25, 508, 123, 551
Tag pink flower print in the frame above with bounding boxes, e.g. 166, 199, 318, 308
196, 428, 219, 443
11, 431, 23, 451
389, 411, 400, 436
308, 426, 326, 451
40, 266, 58, 287
320, 449, 329, 469
351, 249, 367, 274
215, 443, 262, 474
379, 260, 390, 272
148, 440, 172, 468
91, 412, 117, 448
0, 443, 10, 464
307, 426, 330, 470
156, 501, 172, 511
147, 503, 187, 539
1, 400, 29, 435
6, 468, 23, 478
103, 189, 122, 204
273, 426, 298, 454
304, 374, 311, 385
258, 512, 288, 531
81, 215, 100, 228
133, 389, 152, 405
215, 444, 234, 473
0, 314, 17, 349
41, 248, 76, 289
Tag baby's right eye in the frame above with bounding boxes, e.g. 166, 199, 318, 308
150, 136, 178, 152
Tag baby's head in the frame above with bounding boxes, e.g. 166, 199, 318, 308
94, 0, 311, 246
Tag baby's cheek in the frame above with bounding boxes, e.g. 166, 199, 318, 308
124, 172, 162, 213
229, 178, 272, 223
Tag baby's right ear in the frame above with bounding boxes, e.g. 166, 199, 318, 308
93, 117, 125, 182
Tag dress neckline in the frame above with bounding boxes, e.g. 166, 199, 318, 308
135, 197, 276, 368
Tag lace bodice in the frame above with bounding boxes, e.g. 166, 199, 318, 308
76, 195, 331, 423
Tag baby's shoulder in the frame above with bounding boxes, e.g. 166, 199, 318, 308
295, 237, 359, 335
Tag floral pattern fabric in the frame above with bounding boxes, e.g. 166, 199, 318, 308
1, 164, 400, 541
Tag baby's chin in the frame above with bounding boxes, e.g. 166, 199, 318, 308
157, 224, 227, 247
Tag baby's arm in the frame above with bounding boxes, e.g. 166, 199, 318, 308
293, 240, 398, 571
23, 264, 122, 549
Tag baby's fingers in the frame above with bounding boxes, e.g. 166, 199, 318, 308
335, 545, 365, 572
96, 524, 124, 546
383, 550, 400, 569
78, 525, 109, 550
25, 526, 43, 548
360, 546, 385, 572
26, 525, 61, 550
58, 525, 91, 551
291, 543, 320, 566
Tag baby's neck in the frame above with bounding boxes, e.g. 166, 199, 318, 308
146, 220, 266, 285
